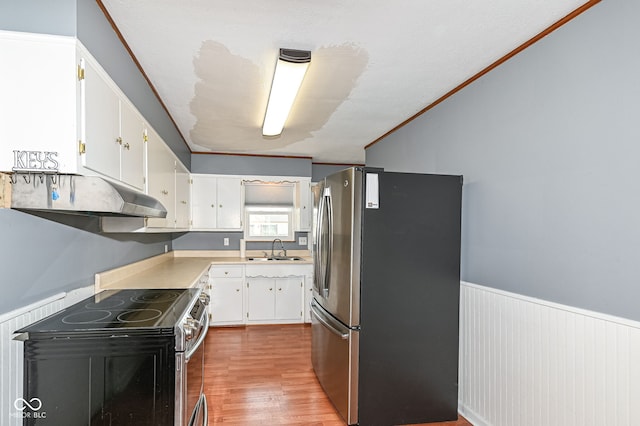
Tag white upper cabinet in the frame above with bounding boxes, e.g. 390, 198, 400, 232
82, 57, 146, 191
146, 126, 176, 228
175, 160, 191, 230
1, 31, 147, 193
0, 32, 80, 173
118, 101, 146, 190
296, 178, 312, 231
191, 175, 243, 230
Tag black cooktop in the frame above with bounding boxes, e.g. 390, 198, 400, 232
17, 289, 200, 335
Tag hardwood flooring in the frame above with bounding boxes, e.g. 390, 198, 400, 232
203, 324, 472, 426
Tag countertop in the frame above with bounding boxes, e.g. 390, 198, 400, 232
94, 250, 312, 292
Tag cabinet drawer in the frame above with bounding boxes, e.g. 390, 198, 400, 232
210, 265, 243, 278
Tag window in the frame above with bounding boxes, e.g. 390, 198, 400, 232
244, 206, 294, 241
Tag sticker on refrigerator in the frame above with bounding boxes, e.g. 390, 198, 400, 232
365, 173, 379, 209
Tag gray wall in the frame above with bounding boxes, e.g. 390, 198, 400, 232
192, 153, 312, 177
311, 164, 356, 182
0, 210, 171, 314
172, 231, 308, 252
0, 0, 76, 36
366, 0, 640, 321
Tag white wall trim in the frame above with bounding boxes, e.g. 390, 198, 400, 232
458, 281, 640, 426
0, 293, 67, 325
462, 281, 640, 330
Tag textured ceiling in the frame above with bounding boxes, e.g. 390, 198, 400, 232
101, 0, 589, 163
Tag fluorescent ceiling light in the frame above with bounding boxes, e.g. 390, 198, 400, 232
262, 48, 311, 137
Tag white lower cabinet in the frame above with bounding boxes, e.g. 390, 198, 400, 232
246, 276, 303, 323
206, 263, 311, 326
208, 265, 244, 326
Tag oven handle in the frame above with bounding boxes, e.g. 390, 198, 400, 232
185, 313, 209, 361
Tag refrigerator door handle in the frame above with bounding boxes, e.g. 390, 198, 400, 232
323, 190, 333, 298
313, 190, 324, 294
311, 302, 349, 340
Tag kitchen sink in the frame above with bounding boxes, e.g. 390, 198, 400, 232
246, 256, 305, 261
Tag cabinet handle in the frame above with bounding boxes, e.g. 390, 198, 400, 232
123, 143, 130, 150
116, 137, 123, 145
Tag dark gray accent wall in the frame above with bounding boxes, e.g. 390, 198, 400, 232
366, 1, 640, 321
0, 210, 171, 314
192, 154, 312, 177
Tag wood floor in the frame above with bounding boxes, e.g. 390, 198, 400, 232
203, 324, 472, 426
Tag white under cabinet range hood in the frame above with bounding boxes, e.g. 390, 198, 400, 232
7, 173, 167, 218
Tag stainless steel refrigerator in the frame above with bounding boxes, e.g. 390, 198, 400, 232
311, 167, 463, 426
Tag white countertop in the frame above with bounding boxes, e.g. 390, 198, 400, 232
94, 250, 312, 292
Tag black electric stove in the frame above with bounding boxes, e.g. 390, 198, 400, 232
15, 288, 208, 426
17, 288, 200, 337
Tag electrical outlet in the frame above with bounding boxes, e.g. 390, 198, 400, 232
298, 236, 307, 246
164, 244, 168, 253
223, 237, 229, 246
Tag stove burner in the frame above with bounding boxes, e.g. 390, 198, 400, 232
131, 291, 180, 304
116, 309, 163, 323
62, 310, 112, 324
85, 298, 125, 309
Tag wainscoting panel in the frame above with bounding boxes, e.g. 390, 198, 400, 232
459, 282, 640, 426
0, 286, 93, 425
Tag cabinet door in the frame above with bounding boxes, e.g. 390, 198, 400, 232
297, 179, 312, 231
216, 177, 243, 229
174, 160, 190, 229
191, 175, 217, 229
0, 33, 78, 173
83, 58, 120, 180
247, 278, 275, 321
146, 128, 175, 228
119, 100, 145, 190
210, 278, 244, 324
275, 277, 303, 321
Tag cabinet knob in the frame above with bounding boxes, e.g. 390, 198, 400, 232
219, 204, 223, 208
123, 143, 130, 150
162, 190, 169, 195
211, 204, 215, 208
278, 288, 282, 291
116, 137, 123, 145
224, 271, 229, 275
236, 289, 240, 292
269, 288, 273, 291
181, 200, 187, 204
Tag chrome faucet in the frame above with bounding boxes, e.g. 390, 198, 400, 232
271, 238, 287, 258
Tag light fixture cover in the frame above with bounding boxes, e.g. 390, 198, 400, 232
262, 48, 311, 137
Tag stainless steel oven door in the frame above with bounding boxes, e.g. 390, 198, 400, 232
176, 312, 209, 426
